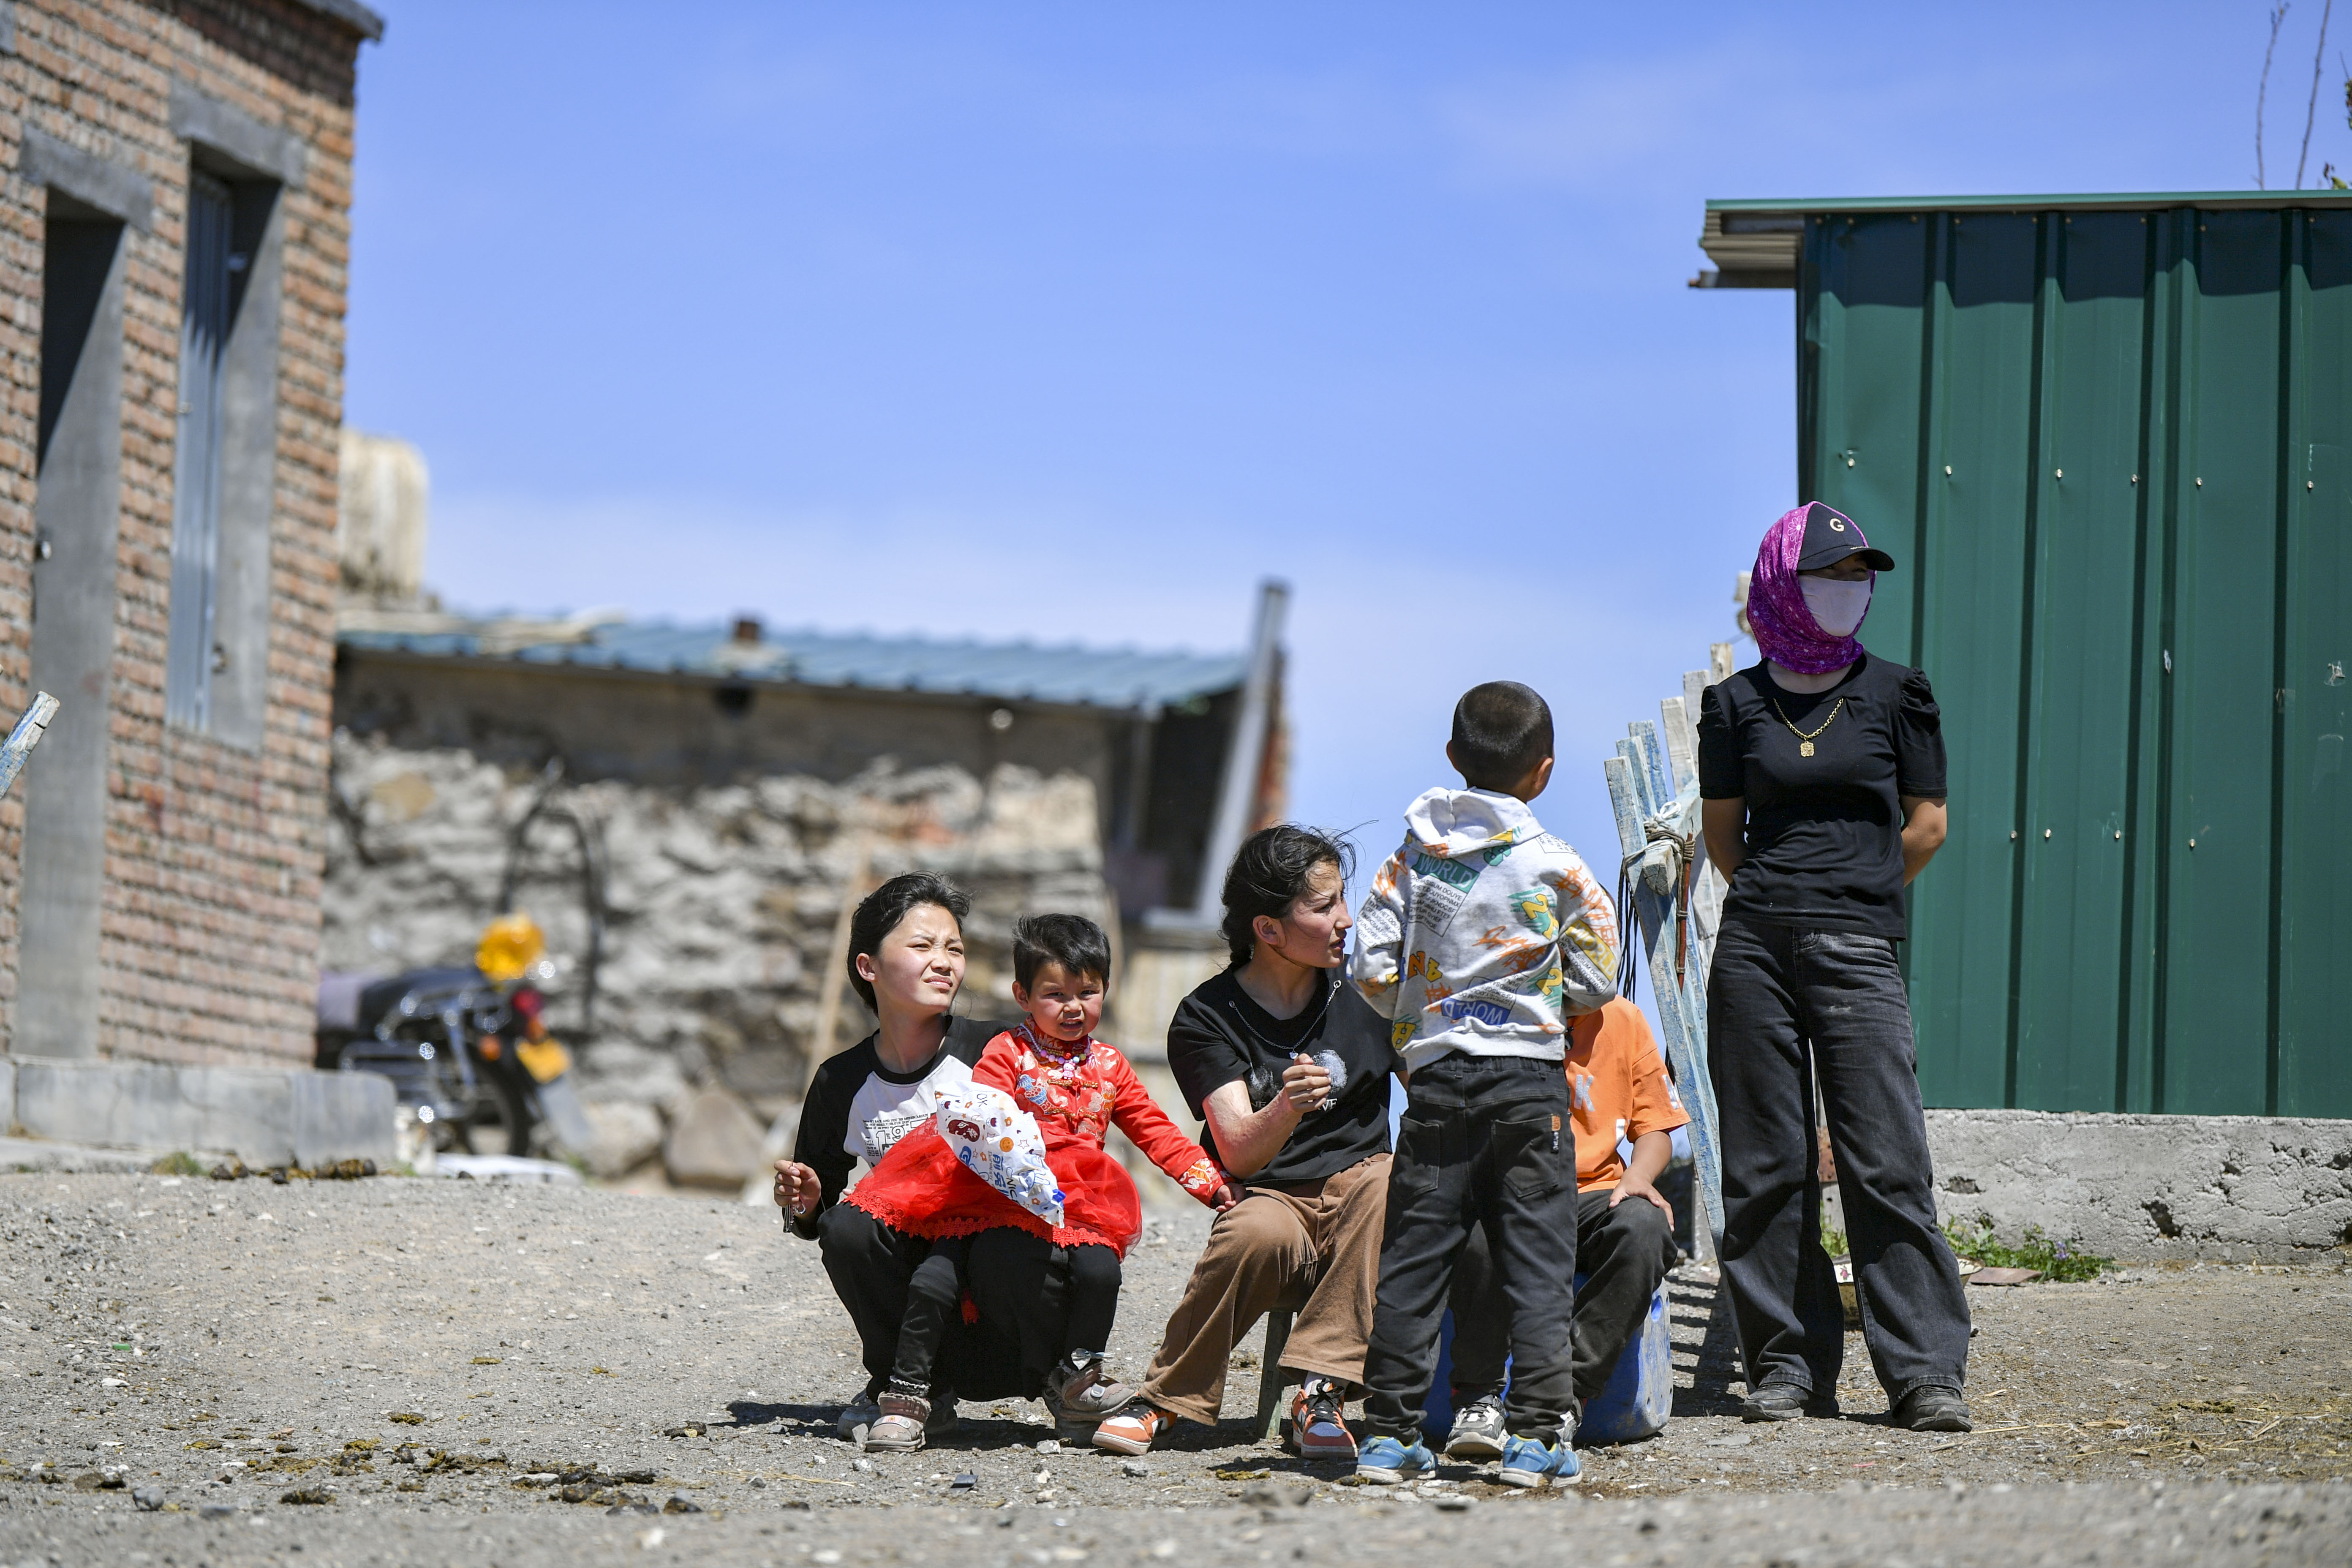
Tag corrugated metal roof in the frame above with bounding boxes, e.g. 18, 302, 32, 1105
338, 614, 1247, 713
1694, 191, 2352, 288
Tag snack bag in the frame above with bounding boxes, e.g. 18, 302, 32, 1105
935, 1084, 1065, 1227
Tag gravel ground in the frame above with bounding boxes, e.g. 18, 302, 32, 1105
0, 1171, 2345, 1567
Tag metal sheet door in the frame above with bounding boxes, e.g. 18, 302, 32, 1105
2010, 212, 2151, 1111
2153, 212, 2284, 1115
1905, 212, 2039, 1109
2278, 210, 2352, 1117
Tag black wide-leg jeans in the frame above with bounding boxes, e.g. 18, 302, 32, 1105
1709, 917, 1970, 1404
815, 1205, 1069, 1403
1360, 1053, 1579, 1444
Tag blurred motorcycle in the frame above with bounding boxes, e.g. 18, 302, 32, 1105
316, 914, 595, 1160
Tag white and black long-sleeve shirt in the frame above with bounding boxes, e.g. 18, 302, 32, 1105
786, 1015, 1002, 1240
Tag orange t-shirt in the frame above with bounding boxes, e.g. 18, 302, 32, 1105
1567, 998, 1691, 1192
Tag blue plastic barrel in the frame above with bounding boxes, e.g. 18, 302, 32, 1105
1419, 1277, 1674, 1446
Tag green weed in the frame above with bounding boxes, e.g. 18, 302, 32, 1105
1941, 1217, 2112, 1282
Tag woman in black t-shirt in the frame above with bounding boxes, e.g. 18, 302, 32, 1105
1091, 825, 1400, 1461
1696, 503, 1973, 1434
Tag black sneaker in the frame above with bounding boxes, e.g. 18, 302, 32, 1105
1740, 1381, 1839, 1422
1444, 1393, 1508, 1459
1890, 1386, 1971, 1432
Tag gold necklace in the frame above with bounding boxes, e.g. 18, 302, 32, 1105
1769, 695, 1846, 758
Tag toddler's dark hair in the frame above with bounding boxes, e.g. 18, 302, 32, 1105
847, 872, 970, 1011
1451, 681, 1554, 791
1219, 823, 1354, 969
1013, 912, 1112, 990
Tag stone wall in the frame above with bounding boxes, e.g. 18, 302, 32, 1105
1926, 1108, 2352, 1264
0, 0, 371, 1064
323, 735, 1120, 1169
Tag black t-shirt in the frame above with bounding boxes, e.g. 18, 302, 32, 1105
1696, 652, 1947, 941
787, 1014, 1003, 1239
1165, 966, 1398, 1185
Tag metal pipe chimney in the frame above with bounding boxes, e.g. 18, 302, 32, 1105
1190, 578, 1288, 923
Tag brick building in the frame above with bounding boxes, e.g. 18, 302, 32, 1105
0, 0, 380, 1069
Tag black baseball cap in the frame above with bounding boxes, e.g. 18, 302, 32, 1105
1794, 502, 1896, 572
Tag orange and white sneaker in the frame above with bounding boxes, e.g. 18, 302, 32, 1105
1288, 1377, 1358, 1462
1091, 1398, 1173, 1456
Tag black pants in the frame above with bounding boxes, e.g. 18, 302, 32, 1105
957, 1227, 1119, 1396
1361, 1053, 1579, 1443
1448, 1187, 1679, 1405
1708, 917, 1970, 1402
1063, 1242, 1121, 1361
816, 1206, 1068, 1403
886, 1236, 971, 1394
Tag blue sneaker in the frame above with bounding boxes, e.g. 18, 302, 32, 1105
1496, 1434, 1582, 1489
1353, 1435, 1435, 1485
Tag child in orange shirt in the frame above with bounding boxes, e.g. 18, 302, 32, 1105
1438, 996, 1690, 1458
850, 913, 1237, 1446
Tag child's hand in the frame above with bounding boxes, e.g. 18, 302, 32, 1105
1608, 1173, 1674, 1226
1207, 1181, 1243, 1213
1279, 1054, 1332, 1115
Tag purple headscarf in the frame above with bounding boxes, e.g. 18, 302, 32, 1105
1747, 504, 1873, 674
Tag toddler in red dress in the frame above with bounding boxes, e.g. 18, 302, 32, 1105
851, 912, 1237, 1445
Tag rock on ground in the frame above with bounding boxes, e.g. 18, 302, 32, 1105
578, 1101, 664, 1181
662, 1087, 768, 1188
0, 1173, 2344, 1568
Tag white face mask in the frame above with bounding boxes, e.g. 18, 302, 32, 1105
1800, 576, 1873, 637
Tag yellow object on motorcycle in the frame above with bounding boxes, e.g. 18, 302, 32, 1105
476, 912, 546, 984
516, 1036, 572, 1084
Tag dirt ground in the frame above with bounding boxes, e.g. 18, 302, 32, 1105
0, 1171, 2345, 1566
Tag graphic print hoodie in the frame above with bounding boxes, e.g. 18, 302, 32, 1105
1350, 787, 1620, 1073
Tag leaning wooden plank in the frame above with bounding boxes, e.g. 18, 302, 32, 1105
1660, 696, 1694, 792
1635, 878, 1720, 1233
1614, 740, 1654, 821
1628, 720, 1673, 809
1666, 942, 1725, 1233
0, 691, 60, 801
1603, 755, 1644, 867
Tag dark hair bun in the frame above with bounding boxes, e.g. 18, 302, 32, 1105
1218, 824, 1353, 969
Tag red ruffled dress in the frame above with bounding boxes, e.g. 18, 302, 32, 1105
848, 1023, 1226, 1257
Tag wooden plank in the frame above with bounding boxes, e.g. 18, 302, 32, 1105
1614, 740, 1654, 821
1629, 720, 1673, 808
1606, 740, 1724, 1233
1603, 755, 1643, 864
1660, 697, 1694, 792
0, 691, 60, 800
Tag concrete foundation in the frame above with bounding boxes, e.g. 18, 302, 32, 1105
2, 1056, 395, 1168
1925, 1107, 2352, 1263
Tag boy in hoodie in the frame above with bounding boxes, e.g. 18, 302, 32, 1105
1348, 680, 1620, 1489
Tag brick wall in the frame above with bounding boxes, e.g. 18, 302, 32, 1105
0, 0, 370, 1065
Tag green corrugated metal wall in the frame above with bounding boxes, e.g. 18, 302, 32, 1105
1798, 203, 2351, 1117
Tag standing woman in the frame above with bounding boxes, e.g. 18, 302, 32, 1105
1696, 502, 1972, 1433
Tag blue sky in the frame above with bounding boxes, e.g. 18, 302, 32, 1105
345, 1, 2339, 896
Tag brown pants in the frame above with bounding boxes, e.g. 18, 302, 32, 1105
1137, 1153, 1390, 1425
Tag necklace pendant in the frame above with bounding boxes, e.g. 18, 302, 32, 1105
1799, 740, 1815, 757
